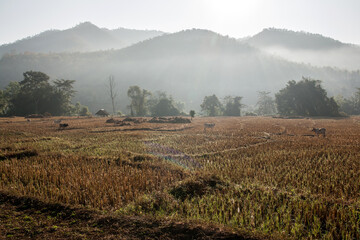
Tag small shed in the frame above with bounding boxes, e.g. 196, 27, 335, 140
95, 109, 110, 117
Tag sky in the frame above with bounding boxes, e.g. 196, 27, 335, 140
1, 0, 360, 45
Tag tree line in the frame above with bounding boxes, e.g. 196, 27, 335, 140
335, 90, 360, 115
1, 71, 358, 117
123, 77, 344, 117
0, 71, 89, 116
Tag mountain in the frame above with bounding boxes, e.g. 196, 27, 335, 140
247, 28, 343, 50
108, 27, 166, 49
246, 28, 360, 70
0, 29, 359, 113
0, 22, 164, 56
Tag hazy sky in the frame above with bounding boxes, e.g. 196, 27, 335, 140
1, 0, 360, 45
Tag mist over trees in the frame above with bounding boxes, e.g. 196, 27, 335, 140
335, 88, 360, 115
0, 25, 359, 116
200, 95, 245, 117
0, 72, 353, 118
126, 87, 184, 117
256, 91, 276, 115
246, 28, 360, 71
201, 94, 223, 116
148, 91, 181, 117
223, 96, 244, 116
275, 78, 340, 116
127, 86, 151, 117
1, 28, 359, 114
107, 75, 118, 115
74, 102, 91, 116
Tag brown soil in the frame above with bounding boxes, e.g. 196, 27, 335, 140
0, 150, 38, 161
0, 191, 261, 240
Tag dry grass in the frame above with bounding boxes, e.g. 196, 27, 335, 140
0, 116, 359, 239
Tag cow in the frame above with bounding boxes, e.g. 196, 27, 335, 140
311, 128, 326, 137
204, 123, 215, 132
59, 123, 69, 129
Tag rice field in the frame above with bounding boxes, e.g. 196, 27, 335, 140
0, 116, 359, 239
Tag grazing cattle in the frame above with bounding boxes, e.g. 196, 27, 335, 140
311, 128, 326, 137
59, 123, 69, 129
204, 123, 215, 132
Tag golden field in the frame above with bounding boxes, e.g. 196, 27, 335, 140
0, 116, 359, 239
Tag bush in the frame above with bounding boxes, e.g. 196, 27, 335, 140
79, 106, 91, 116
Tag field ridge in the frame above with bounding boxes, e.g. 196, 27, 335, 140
0, 191, 261, 240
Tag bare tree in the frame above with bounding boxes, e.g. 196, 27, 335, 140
256, 91, 276, 116
107, 75, 117, 115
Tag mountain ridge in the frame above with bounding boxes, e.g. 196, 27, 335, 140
246, 28, 360, 70
3, 23, 360, 71
247, 28, 345, 50
0, 22, 165, 56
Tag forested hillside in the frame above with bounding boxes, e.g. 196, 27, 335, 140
246, 28, 360, 70
1, 29, 359, 113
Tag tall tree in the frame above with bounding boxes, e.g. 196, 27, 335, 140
1, 82, 20, 116
18, 71, 52, 114
106, 75, 117, 115
148, 92, 180, 116
127, 86, 151, 116
151, 98, 180, 116
6, 71, 76, 116
53, 79, 76, 115
256, 91, 276, 115
201, 94, 223, 116
189, 110, 195, 120
223, 96, 244, 116
275, 77, 339, 116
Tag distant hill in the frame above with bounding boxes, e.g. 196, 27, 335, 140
246, 28, 360, 70
0, 22, 164, 56
247, 28, 343, 50
0, 29, 359, 113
